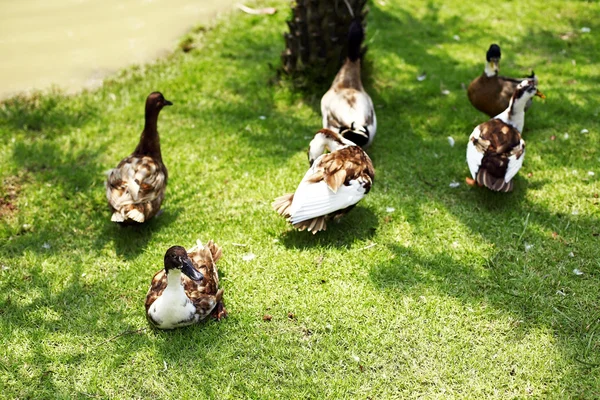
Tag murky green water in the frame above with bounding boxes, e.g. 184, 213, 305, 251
0, 0, 237, 99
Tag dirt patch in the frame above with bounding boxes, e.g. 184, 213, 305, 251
0, 176, 22, 218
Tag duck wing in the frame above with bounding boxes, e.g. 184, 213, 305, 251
106, 155, 167, 221
289, 146, 373, 224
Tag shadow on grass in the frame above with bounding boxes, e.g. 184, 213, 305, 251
0, 90, 98, 133
279, 206, 378, 249
102, 207, 183, 260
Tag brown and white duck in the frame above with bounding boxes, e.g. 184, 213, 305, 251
466, 78, 545, 192
105, 92, 172, 223
273, 128, 374, 234
467, 44, 536, 117
320, 20, 376, 149
145, 240, 227, 330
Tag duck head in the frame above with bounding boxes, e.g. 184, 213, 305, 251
484, 44, 501, 77
146, 92, 173, 113
164, 246, 203, 281
509, 78, 545, 113
307, 128, 355, 167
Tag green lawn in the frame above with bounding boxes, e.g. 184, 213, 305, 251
1, 0, 599, 398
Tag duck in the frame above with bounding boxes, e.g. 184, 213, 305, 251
467, 44, 537, 117
320, 20, 376, 149
466, 78, 545, 192
145, 240, 227, 330
105, 92, 172, 224
273, 128, 374, 234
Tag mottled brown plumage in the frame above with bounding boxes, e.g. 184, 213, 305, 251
145, 240, 226, 328
105, 92, 172, 224
470, 119, 524, 192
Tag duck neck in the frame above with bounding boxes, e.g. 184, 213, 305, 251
134, 106, 162, 159
332, 58, 364, 91
497, 98, 526, 132
165, 269, 184, 291
484, 61, 497, 78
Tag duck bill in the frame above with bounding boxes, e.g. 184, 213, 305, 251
181, 258, 203, 281
163, 99, 173, 106
535, 90, 546, 99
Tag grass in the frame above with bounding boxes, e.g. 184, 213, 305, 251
1, 0, 599, 398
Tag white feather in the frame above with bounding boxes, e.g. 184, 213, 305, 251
505, 140, 526, 183
466, 126, 484, 179
289, 179, 367, 225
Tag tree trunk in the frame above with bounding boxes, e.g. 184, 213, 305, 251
280, 0, 369, 84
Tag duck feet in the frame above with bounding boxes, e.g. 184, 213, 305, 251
211, 301, 228, 321
465, 177, 477, 187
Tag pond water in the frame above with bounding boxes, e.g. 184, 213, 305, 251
0, 0, 238, 99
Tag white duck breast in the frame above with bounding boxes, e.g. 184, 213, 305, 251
147, 270, 198, 329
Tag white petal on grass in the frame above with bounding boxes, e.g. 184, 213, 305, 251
352, 355, 360, 362
568, 251, 575, 258
42, 243, 51, 249
259, 115, 266, 120
581, 129, 589, 134
417, 73, 427, 81
571, 210, 579, 216
447, 136, 455, 147
272, 238, 280, 243
441, 89, 450, 96
564, 133, 570, 139
581, 27, 591, 33
588, 171, 595, 176
525, 243, 533, 252
556, 290, 566, 296
386, 207, 395, 213
242, 253, 256, 261
573, 268, 584, 276
453, 35, 460, 41
449, 181, 460, 188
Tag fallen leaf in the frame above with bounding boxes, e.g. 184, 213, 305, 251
287, 312, 295, 320
262, 314, 272, 321
527, 172, 533, 178
550, 135, 556, 141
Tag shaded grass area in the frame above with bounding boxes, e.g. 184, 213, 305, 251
0, 0, 599, 398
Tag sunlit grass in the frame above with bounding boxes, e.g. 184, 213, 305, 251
0, 0, 599, 398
